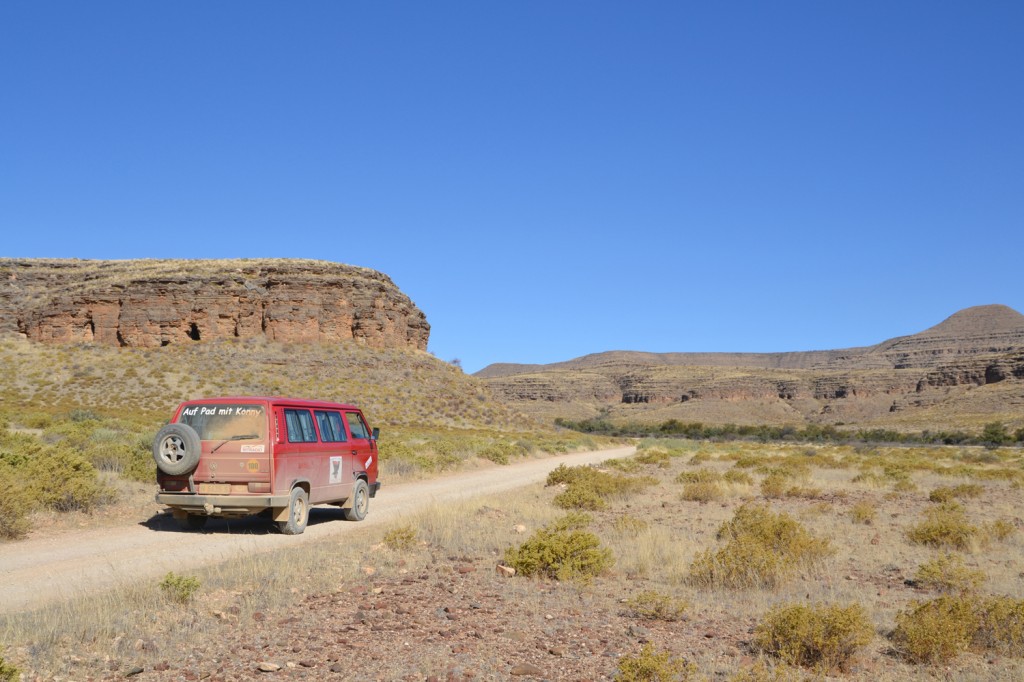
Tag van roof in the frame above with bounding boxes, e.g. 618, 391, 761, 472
179, 396, 362, 411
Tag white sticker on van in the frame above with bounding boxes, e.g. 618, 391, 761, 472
365, 456, 373, 469
329, 456, 343, 485
241, 444, 265, 453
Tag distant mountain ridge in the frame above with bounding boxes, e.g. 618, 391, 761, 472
477, 305, 1024, 431
477, 305, 1024, 376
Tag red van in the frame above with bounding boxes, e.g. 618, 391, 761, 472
153, 397, 380, 534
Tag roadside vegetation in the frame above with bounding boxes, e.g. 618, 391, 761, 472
0, 338, 616, 539
4, 437, 1023, 679
557, 416, 1024, 448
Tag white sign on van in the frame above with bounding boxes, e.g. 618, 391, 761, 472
241, 444, 265, 453
329, 456, 343, 485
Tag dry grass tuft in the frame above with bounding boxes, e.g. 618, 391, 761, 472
754, 602, 874, 672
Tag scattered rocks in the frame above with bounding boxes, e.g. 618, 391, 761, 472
509, 662, 544, 676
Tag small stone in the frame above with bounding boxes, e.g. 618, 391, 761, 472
514, 524, 527, 534
510, 663, 544, 676
362, 566, 377, 576
330, 663, 346, 673
125, 667, 145, 677
496, 564, 516, 578
548, 646, 566, 657
256, 662, 280, 672
253, 612, 266, 622
372, 587, 384, 594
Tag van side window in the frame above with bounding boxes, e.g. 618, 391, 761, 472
284, 409, 318, 443
315, 411, 347, 442
345, 412, 369, 439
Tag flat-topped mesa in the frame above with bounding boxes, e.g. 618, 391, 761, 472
0, 259, 430, 351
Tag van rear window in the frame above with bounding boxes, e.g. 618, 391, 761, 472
178, 404, 266, 441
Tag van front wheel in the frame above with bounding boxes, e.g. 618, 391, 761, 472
343, 479, 369, 522
278, 487, 309, 535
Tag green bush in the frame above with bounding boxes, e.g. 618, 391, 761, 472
159, 571, 201, 604
624, 590, 688, 621
906, 502, 978, 550
0, 467, 33, 539
504, 514, 613, 583
760, 473, 788, 499
689, 503, 832, 589
723, 469, 753, 485
553, 484, 607, 510
0, 652, 19, 682
754, 602, 874, 672
616, 643, 695, 681
913, 554, 985, 593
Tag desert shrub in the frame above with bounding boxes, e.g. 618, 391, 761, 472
785, 485, 823, 499
504, 514, 612, 583
0, 467, 33, 539
890, 594, 1024, 663
0, 652, 19, 682
723, 469, 753, 485
913, 554, 985, 593
616, 643, 695, 682
929, 483, 984, 503
688, 452, 712, 465
159, 572, 200, 603
973, 595, 1024, 654
688, 504, 832, 589
680, 481, 723, 503
985, 518, 1016, 542
383, 524, 417, 551
849, 501, 875, 525
754, 602, 874, 672
906, 502, 978, 550
604, 457, 642, 473
634, 448, 671, 468
760, 473, 787, 499
676, 469, 722, 484
624, 590, 688, 621
554, 484, 607, 510
613, 516, 649, 533
547, 464, 657, 509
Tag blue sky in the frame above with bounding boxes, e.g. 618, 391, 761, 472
2, 2, 1022, 373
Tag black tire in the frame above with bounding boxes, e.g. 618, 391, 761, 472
179, 514, 208, 531
343, 479, 369, 522
278, 487, 309, 535
153, 423, 202, 476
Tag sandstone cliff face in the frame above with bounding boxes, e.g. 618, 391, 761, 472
0, 259, 430, 351
480, 305, 1024, 429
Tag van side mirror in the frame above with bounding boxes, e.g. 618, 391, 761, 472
371, 427, 380, 441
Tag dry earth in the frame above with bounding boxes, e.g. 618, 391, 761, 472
5, 443, 1024, 682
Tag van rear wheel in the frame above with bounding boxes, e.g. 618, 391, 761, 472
343, 479, 369, 522
278, 487, 309, 535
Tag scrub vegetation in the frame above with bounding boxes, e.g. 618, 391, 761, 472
4, 437, 1023, 679
0, 338, 616, 538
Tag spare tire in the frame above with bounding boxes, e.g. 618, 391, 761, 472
153, 423, 202, 476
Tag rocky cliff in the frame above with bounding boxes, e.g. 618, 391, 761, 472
478, 305, 1024, 430
0, 259, 430, 351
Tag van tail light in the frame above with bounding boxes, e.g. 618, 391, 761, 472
248, 482, 271, 494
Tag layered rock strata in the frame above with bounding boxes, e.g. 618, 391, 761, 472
0, 259, 430, 351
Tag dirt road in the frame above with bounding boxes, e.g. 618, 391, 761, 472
0, 446, 634, 615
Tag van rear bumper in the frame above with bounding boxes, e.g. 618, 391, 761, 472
156, 492, 289, 515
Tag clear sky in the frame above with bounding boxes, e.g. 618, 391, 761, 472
2, 2, 1022, 373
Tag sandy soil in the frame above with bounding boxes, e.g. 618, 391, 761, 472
0, 447, 635, 616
